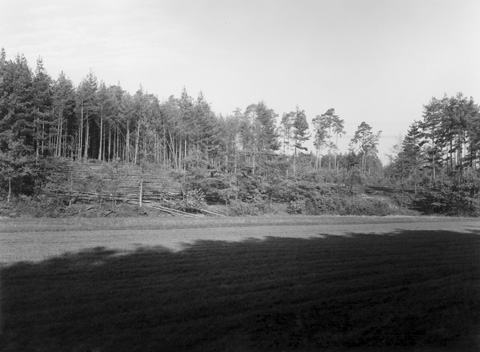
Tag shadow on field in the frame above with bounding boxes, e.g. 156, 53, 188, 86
1, 230, 480, 352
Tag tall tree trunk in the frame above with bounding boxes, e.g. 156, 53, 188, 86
335, 133, 339, 174
134, 122, 140, 164
63, 124, 68, 158
108, 124, 112, 162
78, 103, 84, 160
184, 138, 187, 171
178, 139, 182, 171
115, 125, 119, 160
125, 123, 130, 163
163, 125, 167, 166
98, 114, 103, 160
56, 108, 63, 157
143, 133, 147, 163
84, 112, 89, 160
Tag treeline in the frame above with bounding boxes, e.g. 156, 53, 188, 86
387, 93, 480, 214
1, 49, 479, 216
0, 51, 382, 177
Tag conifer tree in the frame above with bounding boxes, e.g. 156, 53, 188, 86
52, 72, 76, 158
291, 106, 309, 176
32, 57, 53, 159
349, 122, 381, 174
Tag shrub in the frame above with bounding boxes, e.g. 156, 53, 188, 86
287, 199, 306, 214
299, 195, 402, 216
342, 197, 392, 216
413, 176, 480, 216
228, 196, 276, 216
177, 189, 206, 213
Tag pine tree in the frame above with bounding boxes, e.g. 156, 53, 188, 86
395, 121, 423, 194
75, 71, 98, 160
0, 53, 36, 201
0, 54, 34, 152
240, 102, 279, 175
291, 106, 309, 177
312, 108, 344, 170
52, 72, 76, 158
349, 122, 381, 173
32, 57, 53, 159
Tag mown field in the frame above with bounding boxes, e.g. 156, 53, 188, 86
1, 217, 480, 351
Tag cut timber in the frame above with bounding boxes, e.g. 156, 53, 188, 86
51, 161, 225, 218
135, 200, 203, 218
195, 208, 227, 217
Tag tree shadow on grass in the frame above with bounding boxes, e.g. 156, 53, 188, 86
1, 230, 479, 352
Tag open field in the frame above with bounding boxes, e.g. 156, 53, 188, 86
1, 216, 480, 351
0, 215, 478, 264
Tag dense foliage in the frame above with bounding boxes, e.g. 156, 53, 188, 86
387, 93, 480, 215
1, 49, 479, 216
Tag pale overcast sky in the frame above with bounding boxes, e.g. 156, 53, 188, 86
1, 0, 480, 162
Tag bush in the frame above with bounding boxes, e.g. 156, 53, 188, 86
287, 199, 306, 214
414, 176, 480, 216
228, 196, 277, 216
177, 189, 206, 213
290, 195, 404, 216
342, 197, 392, 216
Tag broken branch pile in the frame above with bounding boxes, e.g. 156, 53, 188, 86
48, 160, 224, 217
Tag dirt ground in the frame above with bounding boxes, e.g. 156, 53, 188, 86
1, 216, 479, 265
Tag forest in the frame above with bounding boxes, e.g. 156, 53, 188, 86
1, 49, 479, 217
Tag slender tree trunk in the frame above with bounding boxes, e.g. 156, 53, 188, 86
34, 110, 39, 162
179, 139, 182, 171
163, 125, 167, 166
84, 112, 89, 160
98, 114, 103, 160
78, 103, 84, 160
184, 138, 187, 171
115, 125, 119, 160
449, 140, 454, 171
125, 123, 130, 163
134, 122, 140, 164
108, 124, 112, 162
335, 134, 339, 174
63, 125, 68, 158
56, 108, 63, 157
167, 131, 175, 168
143, 133, 147, 163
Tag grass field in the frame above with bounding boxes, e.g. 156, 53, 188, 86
1, 218, 480, 351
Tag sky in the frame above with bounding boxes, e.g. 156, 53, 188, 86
1, 0, 480, 163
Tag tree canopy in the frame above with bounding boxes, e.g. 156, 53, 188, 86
1, 49, 480, 216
